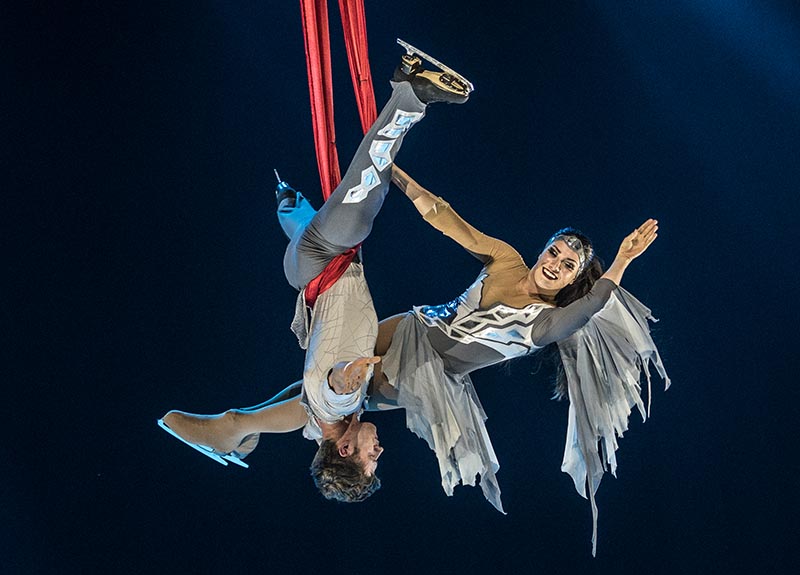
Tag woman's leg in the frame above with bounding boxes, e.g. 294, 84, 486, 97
238, 380, 302, 411
375, 314, 406, 356
160, 381, 307, 457
361, 314, 407, 411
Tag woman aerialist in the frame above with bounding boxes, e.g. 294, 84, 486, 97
373, 168, 667, 553
159, 46, 473, 503
161, 161, 665, 525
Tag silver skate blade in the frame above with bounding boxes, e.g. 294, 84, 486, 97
396, 38, 474, 93
157, 418, 229, 466
223, 453, 249, 468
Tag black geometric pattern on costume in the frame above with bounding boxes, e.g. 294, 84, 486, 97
421, 305, 543, 355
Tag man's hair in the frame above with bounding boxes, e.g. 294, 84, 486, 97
310, 439, 381, 503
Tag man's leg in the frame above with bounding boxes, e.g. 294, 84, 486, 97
277, 192, 317, 242
283, 80, 427, 290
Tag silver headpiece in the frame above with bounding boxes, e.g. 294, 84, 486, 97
546, 232, 594, 274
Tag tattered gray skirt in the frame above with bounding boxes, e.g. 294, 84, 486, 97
380, 313, 504, 514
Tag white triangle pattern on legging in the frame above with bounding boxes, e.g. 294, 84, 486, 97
343, 108, 423, 204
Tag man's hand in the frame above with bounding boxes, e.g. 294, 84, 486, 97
328, 357, 381, 395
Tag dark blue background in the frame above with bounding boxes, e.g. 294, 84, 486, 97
6, 1, 799, 573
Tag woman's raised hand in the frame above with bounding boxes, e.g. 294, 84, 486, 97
601, 219, 659, 286
616, 219, 658, 262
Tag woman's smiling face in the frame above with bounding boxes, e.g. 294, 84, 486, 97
529, 239, 580, 295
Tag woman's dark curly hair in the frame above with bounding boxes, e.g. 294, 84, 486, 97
543, 227, 605, 399
543, 227, 601, 307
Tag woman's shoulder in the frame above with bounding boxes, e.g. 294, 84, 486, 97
486, 238, 528, 269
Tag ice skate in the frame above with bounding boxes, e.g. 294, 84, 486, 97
275, 169, 297, 209
394, 38, 473, 105
157, 416, 251, 468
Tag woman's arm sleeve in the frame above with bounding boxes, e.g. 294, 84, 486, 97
530, 279, 618, 346
423, 198, 517, 263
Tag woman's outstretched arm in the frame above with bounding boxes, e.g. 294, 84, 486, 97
392, 165, 439, 215
530, 220, 659, 346
391, 165, 516, 263
601, 219, 659, 286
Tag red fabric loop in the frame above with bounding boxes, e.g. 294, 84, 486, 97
299, 0, 377, 306
300, 0, 341, 200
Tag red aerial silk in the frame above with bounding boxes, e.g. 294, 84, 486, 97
337, 0, 377, 135
299, 0, 377, 307
299, 0, 341, 200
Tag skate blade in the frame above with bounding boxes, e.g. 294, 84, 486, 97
158, 418, 230, 466
397, 38, 474, 94
223, 453, 249, 468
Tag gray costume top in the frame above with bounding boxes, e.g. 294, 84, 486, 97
417, 275, 616, 372
412, 197, 617, 370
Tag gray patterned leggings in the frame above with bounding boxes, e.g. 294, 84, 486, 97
279, 81, 426, 290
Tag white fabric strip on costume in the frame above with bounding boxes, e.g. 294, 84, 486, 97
557, 286, 670, 556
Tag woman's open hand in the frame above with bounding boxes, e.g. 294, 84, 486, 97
616, 219, 658, 263
602, 219, 659, 286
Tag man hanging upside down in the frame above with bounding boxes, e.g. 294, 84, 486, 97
159, 44, 472, 502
